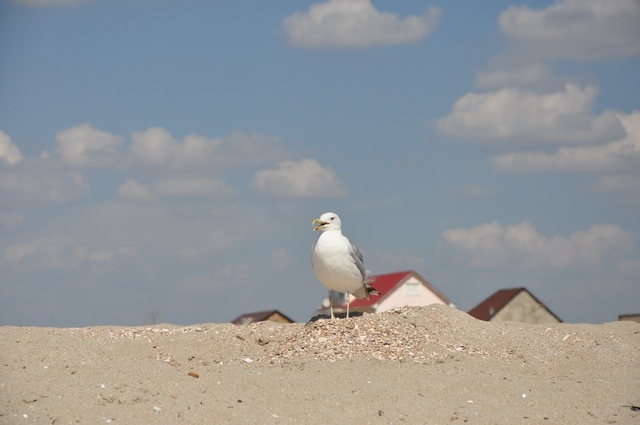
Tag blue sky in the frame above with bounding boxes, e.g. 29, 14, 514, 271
1, 0, 638, 327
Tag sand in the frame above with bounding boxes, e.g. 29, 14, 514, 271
1, 305, 638, 424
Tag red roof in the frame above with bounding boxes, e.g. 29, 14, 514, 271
348, 270, 453, 309
467, 287, 562, 322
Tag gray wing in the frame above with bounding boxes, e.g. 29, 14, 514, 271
349, 240, 366, 282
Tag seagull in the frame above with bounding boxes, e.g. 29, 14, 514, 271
311, 212, 379, 319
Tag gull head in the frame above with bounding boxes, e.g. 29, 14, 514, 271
312, 212, 342, 232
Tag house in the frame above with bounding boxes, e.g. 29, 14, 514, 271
468, 287, 562, 324
318, 270, 455, 315
618, 313, 640, 323
231, 309, 294, 325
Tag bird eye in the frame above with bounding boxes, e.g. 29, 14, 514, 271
330, 217, 335, 221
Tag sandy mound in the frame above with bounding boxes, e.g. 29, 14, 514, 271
1, 305, 638, 424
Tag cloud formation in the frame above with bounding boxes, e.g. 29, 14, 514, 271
490, 110, 640, 173
0, 130, 24, 165
128, 128, 289, 169
499, 0, 640, 61
252, 158, 349, 198
57, 123, 123, 168
0, 165, 90, 204
441, 220, 634, 269
1, 124, 351, 206
117, 177, 235, 201
3, 234, 137, 270
282, 0, 441, 48
179, 231, 240, 263
439, 0, 639, 191
437, 84, 624, 144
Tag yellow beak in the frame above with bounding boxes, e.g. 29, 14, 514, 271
312, 218, 326, 231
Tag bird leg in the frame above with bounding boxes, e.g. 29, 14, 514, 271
346, 291, 350, 319
329, 290, 334, 319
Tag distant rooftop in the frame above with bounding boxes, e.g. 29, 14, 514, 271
468, 287, 562, 323
230, 309, 294, 325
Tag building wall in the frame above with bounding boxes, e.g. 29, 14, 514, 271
376, 276, 449, 313
491, 291, 560, 324
618, 314, 640, 323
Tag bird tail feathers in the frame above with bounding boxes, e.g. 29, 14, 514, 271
366, 285, 381, 297
353, 284, 381, 300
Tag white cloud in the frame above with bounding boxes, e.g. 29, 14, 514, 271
490, 110, 640, 172
56, 123, 123, 168
252, 158, 349, 198
179, 230, 239, 263
117, 177, 234, 201
441, 220, 634, 269
127, 128, 288, 169
282, 0, 441, 48
117, 179, 155, 201
0, 166, 90, 204
3, 235, 87, 269
88, 247, 138, 273
128, 127, 176, 166
0, 130, 91, 204
436, 84, 624, 144
499, 0, 640, 62
0, 130, 24, 165
4, 234, 137, 271
441, 1, 640, 178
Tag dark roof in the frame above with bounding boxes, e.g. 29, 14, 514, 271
230, 309, 294, 325
348, 270, 454, 309
467, 287, 562, 322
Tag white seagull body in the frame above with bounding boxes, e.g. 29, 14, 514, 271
311, 212, 379, 318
